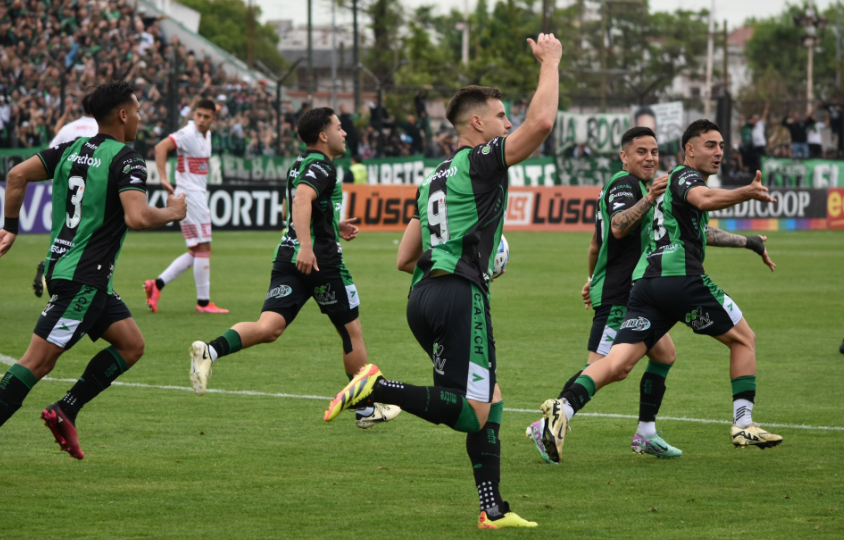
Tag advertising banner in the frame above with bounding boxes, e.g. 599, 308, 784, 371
761, 157, 844, 189
555, 111, 631, 154
631, 101, 684, 146
709, 188, 828, 220
827, 188, 844, 229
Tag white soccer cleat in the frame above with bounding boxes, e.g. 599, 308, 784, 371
355, 403, 401, 429
190, 341, 213, 396
731, 423, 783, 449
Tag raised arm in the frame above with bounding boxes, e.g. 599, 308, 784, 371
686, 171, 775, 212
503, 33, 562, 166
706, 226, 776, 272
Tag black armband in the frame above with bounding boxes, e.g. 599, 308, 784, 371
2, 217, 19, 235
745, 235, 765, 256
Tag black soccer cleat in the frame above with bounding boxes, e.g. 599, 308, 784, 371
33, 261, 45, 297
839, 338, 844, 355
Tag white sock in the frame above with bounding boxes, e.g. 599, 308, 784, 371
356, 406, 375, 417
561, 398, 575, 421
159, 252, 194, 285
637, 421, 657, 438
733, 399, 754, 427
194, 251, 211, 301
207, 344, 219, 361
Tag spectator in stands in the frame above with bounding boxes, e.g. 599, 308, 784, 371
746, 102, 769, 173
350, 155, 367, 185
807, 112, 823, 158
339, 103, 359, 157
782, 111, 809, 159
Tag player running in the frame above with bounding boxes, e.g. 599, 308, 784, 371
31, 94, 100, 298
144, 99, 228, 314
0, 80, 187, 459
323, 33, 562, 529
188, 107, 400, 430
539, 119, 782, 464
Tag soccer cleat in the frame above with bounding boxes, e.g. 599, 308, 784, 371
731, 423, 783, 449
143, 280, 161, 313
190, 341, 213, 395
478, 510, 538, 529
33, 261, 45, 297
195, 302, 229, 314
839, 338, 844, 355
539, 398, 569, 463
41, 403, 84, 460
631, 431, 683, 458
324, 364, 382, 422
525, 418, 557, 465
355, 403, 401, 429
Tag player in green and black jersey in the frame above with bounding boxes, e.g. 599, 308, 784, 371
526, 127, 687, 462
0, 81, 187, 458
542, 120, 783, 463
324, 33, 563, 529
189, 107, 400, 429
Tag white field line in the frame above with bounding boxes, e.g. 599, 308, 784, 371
2, 353, 842, 432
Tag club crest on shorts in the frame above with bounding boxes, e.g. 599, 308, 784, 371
620, 317, 651, 331
266, 285, 292, 299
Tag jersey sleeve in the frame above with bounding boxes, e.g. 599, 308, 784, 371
295, 161, 336, 195
113, 148, 148, 194
469, 136, 508, 177
168, 126, 195, 154
412, 187, 421, 220
671, 167, 708, 201
606, 175, 640, 217
36, 141, 75, 178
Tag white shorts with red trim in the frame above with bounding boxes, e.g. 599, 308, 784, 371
176, 187, 212, 247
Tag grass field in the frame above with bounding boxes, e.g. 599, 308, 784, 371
0, 229, 842, 540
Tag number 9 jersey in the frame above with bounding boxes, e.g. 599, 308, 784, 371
411, 137, 509, 291
36, 135, 148, 294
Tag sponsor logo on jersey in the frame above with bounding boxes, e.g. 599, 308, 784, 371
685, 307, 713, 331
130, 176, 143, 184
311, 163, 329, 175
609, 191, 633, 201
266, 284, 293, 299
84, 141, 98, 151
432, 342, 447, 375
620, 317, 651, 331
613, 202, 624, 210
423, 166, 457, 186
67, 153, 101, 168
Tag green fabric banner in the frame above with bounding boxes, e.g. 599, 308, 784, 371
761, 157, 844, 188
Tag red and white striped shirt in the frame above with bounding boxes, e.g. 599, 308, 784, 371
169, 121, 212, 191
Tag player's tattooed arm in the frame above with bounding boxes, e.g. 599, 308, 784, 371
705, 225, 747, 247
610, 197, 653, 239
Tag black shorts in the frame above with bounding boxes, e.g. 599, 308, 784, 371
261, 261, 360, 326
587, 304, 627, 355
33, 280, 133, 350
406, 275, 496, 403
614, 275, 743, 350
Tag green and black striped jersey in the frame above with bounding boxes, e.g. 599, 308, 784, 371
412, 137, 508, 291
633, 165, 709, 279
274, 150, 344, 267
589, 171, 650, 308
36, 135, 148, 294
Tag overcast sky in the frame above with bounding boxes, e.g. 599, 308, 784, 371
262, 0, 841, 33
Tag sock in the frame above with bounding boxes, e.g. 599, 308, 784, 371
560, 374, 597, 419
639, 360, 672, 431
732, 375, 756, 427
558, 363, 590, 399
59, 346, 130, 424
0, 364, 38, 427
194, 250, 211, 303
158, 252, 194, 288
370, 379, 481, 433
208, 329, 243, 361
468, 401, 506, 516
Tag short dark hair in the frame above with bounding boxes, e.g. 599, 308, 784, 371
88, 80, 136, 122
297, 107, 335, 145
621, 126, 656, 149
682, 119, 721, 149
446, 85, 503, 127
352, 154, 362, 163
634, 106, 656, 122
81, 93, 93, 116
195, 98, 216, 113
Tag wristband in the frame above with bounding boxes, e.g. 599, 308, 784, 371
2, 216, 19, 235
745, 235, 765, 256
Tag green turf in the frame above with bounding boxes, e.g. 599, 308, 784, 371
1, 230, 842, 539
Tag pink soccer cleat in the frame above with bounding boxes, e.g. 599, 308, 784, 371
196, 302, 229, 314
143, 280, 161, 313
41, 403, 84, 460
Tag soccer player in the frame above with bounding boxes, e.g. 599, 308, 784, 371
188, 107, 400, 429
525, 126, 687, 462
31, 94, 100, 298
144, 99, 228, 314
538, 119, 782, 464
323, 33, 563, 529
0, 80, 187, 459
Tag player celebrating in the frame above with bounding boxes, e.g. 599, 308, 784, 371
0, 81, 187, 459
539, 120, 782, 464
526, 126, 685, 462
323, 33, 562, 529
188, 107, 400, 429
144, 99, 228, 314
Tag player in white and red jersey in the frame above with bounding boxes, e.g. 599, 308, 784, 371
144, 99, 229, 314
49, 94, 99, 147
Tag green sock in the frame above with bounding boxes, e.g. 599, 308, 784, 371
209, 329, 243, 359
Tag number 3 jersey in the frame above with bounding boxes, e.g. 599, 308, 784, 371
633, 165, 709, 280
589, 171, 651, 308
412, 136, 508, 291
36, 135, 148, 293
